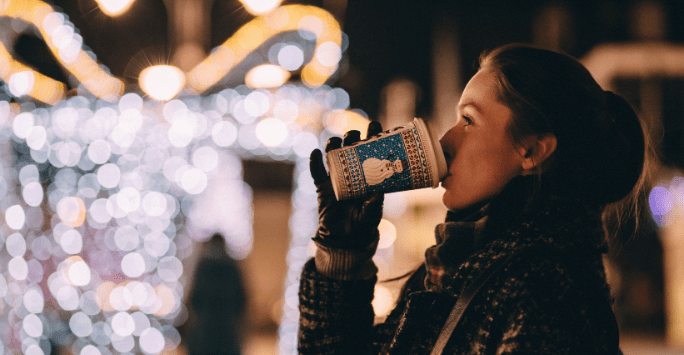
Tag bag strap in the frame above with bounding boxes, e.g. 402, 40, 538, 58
430, 252, 516, 355
430, 247, 622, 355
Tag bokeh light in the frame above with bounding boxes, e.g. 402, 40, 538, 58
245, 64, 291, 89
139, 65, 186, 101
23, 288, 45, 314
256, 118, 288, 146
8, 71, 34, 97
0, 2, 355, 355
95, 0, 136, 17
188, 4, 342, 92
377, 219, 397, 249
649, 177, 684, 227
239, 0, 282, 15
23, 314, 43, 338
372, 285, 394, 317
5, 204, 25, 230
277, 45, 305, 70
650, 186, 672, 216
70, 311, 93, 337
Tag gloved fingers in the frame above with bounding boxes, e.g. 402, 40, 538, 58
309, 149, 328, 186
363, 192, 385, 218
325, 137, 342, 153
367, 120, 383, 138
343, 130, 361, 146
366, 191, 384, 208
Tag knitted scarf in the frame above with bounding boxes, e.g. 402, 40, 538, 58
423, 175, 607, 292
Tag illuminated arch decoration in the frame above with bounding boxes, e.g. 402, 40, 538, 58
0, 0, 125, 104
0, 2, 370, 355
0, 1, 342, 104
189, 5, 343, 92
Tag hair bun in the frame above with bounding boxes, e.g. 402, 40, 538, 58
593, 91, 645, 203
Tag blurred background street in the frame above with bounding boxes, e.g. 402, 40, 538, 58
1, 0, 684, 354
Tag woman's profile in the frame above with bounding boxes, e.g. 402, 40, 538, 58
300, 43, 649, 354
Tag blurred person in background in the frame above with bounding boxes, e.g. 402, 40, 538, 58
184, 233, 246, 355
298, 43, 650, 354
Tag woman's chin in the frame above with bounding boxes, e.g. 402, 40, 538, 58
441, 192, 458, 211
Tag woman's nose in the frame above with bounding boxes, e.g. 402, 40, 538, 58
439, 130, 456, 163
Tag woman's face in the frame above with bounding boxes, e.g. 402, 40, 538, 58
439, 69, 526, 211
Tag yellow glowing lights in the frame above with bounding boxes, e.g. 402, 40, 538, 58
140, 65, 186, 101
95, 0, 136, 17
189, 4, 342, 92
0, 4, 350, 353
0, 0, 123, 103
0, 42, 64, 104
245, 64, 291, 89
325, 109, 370, 136
239, 0, 282, 15
1, 2, 340, 105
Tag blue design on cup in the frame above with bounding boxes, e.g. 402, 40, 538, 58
326, 118, 447, 200
356, 133, 413, 193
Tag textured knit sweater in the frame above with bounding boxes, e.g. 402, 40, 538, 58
298, 177, 622, 354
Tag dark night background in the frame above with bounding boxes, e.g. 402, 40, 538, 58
16, 0, 684, 120
8, 0, 684, 342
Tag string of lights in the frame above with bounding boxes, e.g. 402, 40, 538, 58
0, 1, 412, 354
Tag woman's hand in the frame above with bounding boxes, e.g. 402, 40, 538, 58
309, 121, 384, 250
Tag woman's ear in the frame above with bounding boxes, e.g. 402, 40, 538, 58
520, 134, 557, 172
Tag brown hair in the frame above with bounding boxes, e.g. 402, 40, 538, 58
478, 43, 653, 237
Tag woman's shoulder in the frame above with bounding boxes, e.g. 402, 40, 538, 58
493, 245, 610, 302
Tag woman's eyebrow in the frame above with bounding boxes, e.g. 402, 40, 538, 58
458, 101, 482, 113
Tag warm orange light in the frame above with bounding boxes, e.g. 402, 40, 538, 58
189, 5, 342, 93
301, 64, 328, 88
245, 64, 290, 89
56, 196, 86, 227
324, 109, 369, 136
239, 0, 282, 15
140, 65, 186, 101
0, 0, 124, 103
0, 42, 65, 104
95, 0, 136, 17
153, 285, 176, 316
96, 281, 117, 312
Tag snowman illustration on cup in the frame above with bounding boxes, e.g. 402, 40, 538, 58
362, 154, 409, 186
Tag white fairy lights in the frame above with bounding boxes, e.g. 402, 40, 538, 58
0, 1, 371, 354
0, 78, 368, 354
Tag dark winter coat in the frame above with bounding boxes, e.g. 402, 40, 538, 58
298, 176, 622, 354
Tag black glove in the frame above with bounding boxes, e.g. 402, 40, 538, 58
310, 121, 385, 250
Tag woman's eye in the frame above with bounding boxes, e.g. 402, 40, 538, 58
462, 116, 473, 126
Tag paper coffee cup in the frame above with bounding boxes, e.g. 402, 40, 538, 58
326, 118, 448, 200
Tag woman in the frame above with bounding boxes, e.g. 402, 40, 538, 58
299, 43, 648, 354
